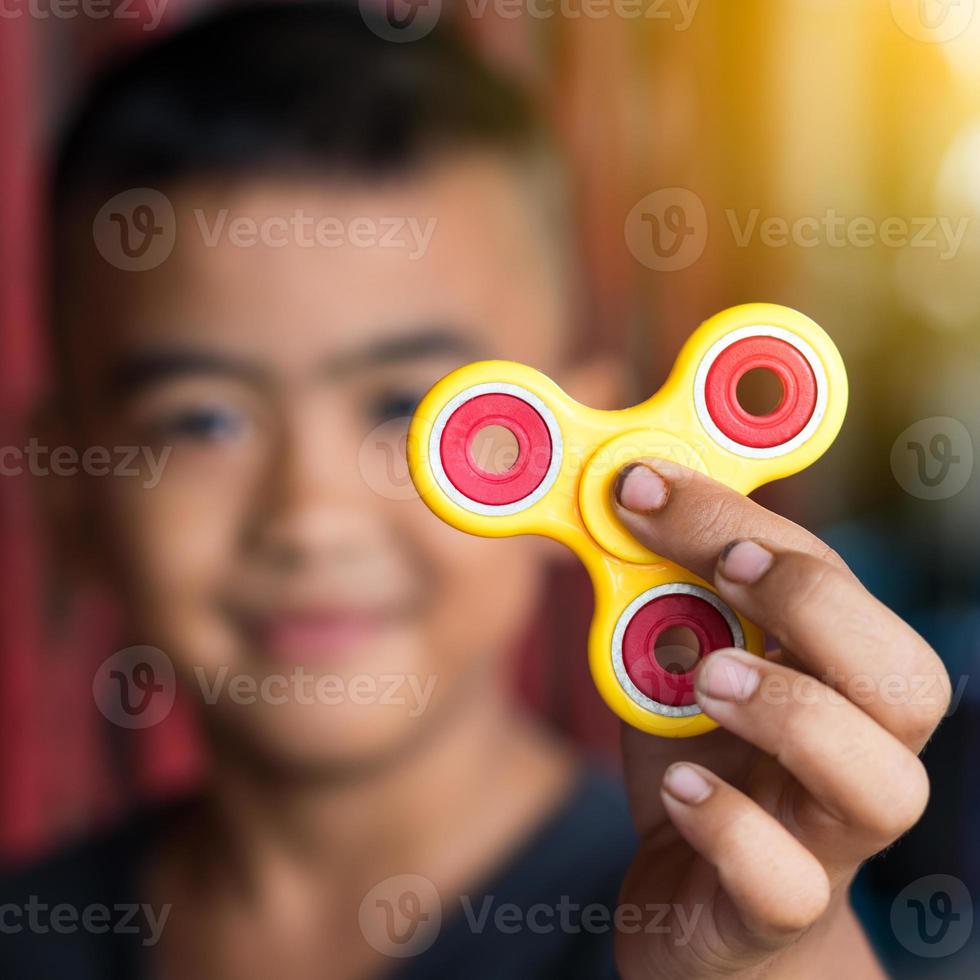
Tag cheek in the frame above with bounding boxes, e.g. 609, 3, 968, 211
398, 501, 546, 662
98, 468, 245, 644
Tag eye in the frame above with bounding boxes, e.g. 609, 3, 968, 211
153, 405, 249, 444
370, 389, 424, 423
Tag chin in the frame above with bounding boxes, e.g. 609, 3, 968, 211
200, 696, 448, 783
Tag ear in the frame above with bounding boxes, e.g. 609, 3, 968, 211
553, 352, 629, 412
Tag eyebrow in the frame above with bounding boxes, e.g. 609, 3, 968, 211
323, 329, 481, 378
105, 327, 481, 402
105, 349, 265, 403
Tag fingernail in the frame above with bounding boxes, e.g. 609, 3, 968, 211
697, 650, 761, 703
718, 539, 773, 584
663, 764, 713, 805
614, 462, 669, 514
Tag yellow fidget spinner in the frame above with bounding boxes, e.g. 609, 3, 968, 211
407, 304, 847, 737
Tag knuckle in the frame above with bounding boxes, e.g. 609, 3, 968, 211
796, 794, 844, 838
897, 693, 946, 746
764, 876, 831, 936
685, 488, 738, 553
776, 556, 843, 628
891, 714, 932, 754
889, 651, 951, 746
930, 675, 954, 726
921, 652, 953, 717
775, 680, 826, 738
813, 541, 851, 574
863, 756, 930, 841
934, 662, 954, 717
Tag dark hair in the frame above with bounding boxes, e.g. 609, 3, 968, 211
47, 1, 577, 384
51, 0, 546, 213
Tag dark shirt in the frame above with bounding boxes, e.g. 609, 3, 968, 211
0, 768, 636, 979
825, 516, 980, 979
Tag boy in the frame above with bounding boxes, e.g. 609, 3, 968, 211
2, 4, 949, 977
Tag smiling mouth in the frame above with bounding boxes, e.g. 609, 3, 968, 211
248, 610, 406, 665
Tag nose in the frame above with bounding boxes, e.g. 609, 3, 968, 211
247, 401, 377, 571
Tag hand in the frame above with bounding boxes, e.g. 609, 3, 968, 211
609, 458, 951, 980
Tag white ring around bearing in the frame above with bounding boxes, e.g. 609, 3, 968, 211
611, 582, 744, 717
693, 325, 829, 459
428, 382, 564, 517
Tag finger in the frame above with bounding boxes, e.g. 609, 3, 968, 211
612, 457, 850, 583
693, 647, 931, 863
714, 540, 951, 751
658, 762, 831, 942
620, 722, 757, 833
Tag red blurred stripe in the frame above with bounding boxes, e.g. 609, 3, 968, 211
0, 12, 46, 857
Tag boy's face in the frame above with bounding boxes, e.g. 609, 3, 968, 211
63, 156, 588, 773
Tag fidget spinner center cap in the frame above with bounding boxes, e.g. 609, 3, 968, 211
578, 429, 709, 564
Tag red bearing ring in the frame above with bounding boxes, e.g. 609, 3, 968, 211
704, 336, 818, 449
439, 393, 553, 506
622, 593, 734, 707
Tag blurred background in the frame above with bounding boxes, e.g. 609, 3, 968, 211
2, 1, 980, 976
